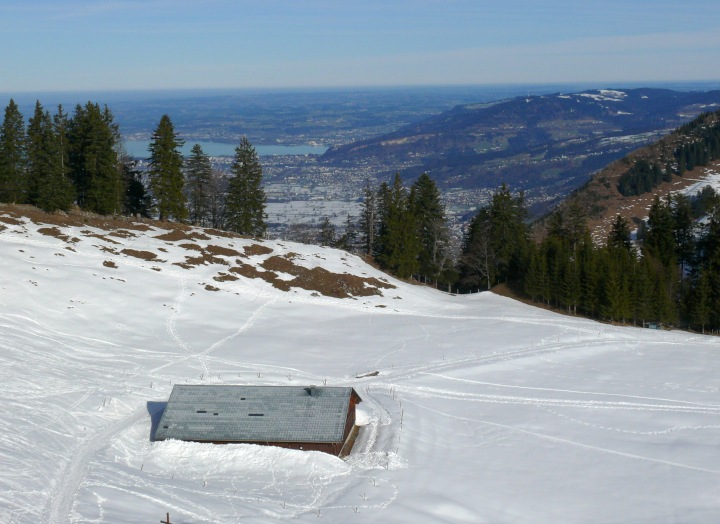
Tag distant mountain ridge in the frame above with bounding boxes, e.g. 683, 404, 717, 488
322, 88, 720, 213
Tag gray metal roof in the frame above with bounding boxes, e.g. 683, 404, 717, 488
154, 385, 356, 444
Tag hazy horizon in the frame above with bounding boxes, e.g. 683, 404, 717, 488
2, 1, 719, 92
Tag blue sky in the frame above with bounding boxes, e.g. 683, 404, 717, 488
1, 0, 719, 92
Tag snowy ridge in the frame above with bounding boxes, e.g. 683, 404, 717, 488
2, 207, 720, 523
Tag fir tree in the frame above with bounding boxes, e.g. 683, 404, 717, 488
335, 214, 357, 252
460, 208, 495, 290
68, 102, 122, 215
226, 136, 266, 237
148, 115, 187, 221
206, 168, 228, 229
644, 196, 676, 268
690, 270, 711, 333
0, 99, 27, 203
26, 102, 74, 212
319, 217, 336, 246
607, 215, 633, 251
122, 159, 151, 217
411, 173, 451, 284
185, 143, 212, 226
358, 180, 378, 256
376, 173, 419, 279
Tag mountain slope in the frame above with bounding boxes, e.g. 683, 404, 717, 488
534, 108, 720, 243
322, 88, 720, 213
2, 206, 720, 523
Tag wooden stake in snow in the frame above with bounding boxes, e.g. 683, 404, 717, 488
160, 512, 171, 524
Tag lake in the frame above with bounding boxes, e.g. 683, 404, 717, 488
123, 140, 327, 158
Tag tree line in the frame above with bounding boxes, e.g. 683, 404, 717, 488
0, 99, 267, 236
311, 172, 456, 287
458, 183, 720, 333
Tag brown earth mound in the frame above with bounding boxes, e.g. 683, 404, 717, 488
121, 249, 159, 261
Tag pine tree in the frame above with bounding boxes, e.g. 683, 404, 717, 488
26, 102, 74, 212
0, 99, 27, 203
672, 194, 695, 278
148, 115, 187, 221
185, 143, 212, 226
488, 184, 528, 283
376, 173, 419, 279
690, 270, 711, 333
644, 196, 676, 268
358, 180, 378, 256
411, 173, 451, 284
206, 168, 228, 229
607, 215, 633, 251
319, 217, 336, 246
226, 136, 266, 236
67, 102, 122, 215
122, 159, 151, 217
335, 214, 357, 252
460, 208, 495, 290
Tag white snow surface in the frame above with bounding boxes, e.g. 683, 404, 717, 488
2, 212, 720, 523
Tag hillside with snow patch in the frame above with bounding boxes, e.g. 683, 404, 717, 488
2, 205, 720, 523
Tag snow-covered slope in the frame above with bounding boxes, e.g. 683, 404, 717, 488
2, 206, 720, 523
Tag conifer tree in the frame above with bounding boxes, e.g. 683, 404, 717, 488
411, 173, 451, 284
67, 102, 122, 215
319, 217, 336, 246
185, 143, 212, 226
690, 270, 711, 333
644, 196, 676, 268
335, 214, 358, 252
122, 159, 151, 217
26, 102, 74, 212
206, 168, 228, 229
226, 136, 266, 236
148, 115, 187, 221
358, 180, 378, 256
376, 173, 419, 278
0, 99, 27, 203
460, 208, 495, 290
608, 215, 633, 251
672, 194, 695, 278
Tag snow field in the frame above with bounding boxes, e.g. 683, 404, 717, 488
2, 212, 720, 522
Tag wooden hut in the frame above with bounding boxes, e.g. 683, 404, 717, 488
154, 385, 362, 456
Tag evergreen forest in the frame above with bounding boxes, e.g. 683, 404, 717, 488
0, 99, 267, 235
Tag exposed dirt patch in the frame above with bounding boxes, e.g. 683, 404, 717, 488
0, 225, 5, 233
83, 232, 121, 244
109, 229, 137, 239
6, 204, 155, 231
228, 264, 277, 280
213, 272, 239, 282
179, 243, 203, 251
103, 260, 118, 269
204, 284, 220, 292
243, 244, 273, 256
176, 252, 229, 267
97, 246, 119, 254
0, 215, 22, 225
154, 229, 211, 242
37, 227, 76, 243
236, 255, 399, 298
205, 228, 240, 239
120, 248, 159, 261
206, 244, 243, 257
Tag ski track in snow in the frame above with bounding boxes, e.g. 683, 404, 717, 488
44, 408, 147, 524
405, 398, 720, 476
